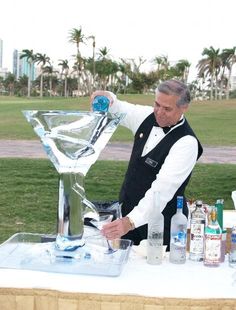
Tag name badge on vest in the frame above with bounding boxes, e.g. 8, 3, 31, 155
145, 157, 158, 168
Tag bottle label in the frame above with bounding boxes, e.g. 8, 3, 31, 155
229, 232, 236, 265
190, 223, 204, 254
148, 225, 163, 247
170, 230, 187, 263
147, 228, 163, 264
204, 234, 221, 263
171, 230, 187, 246
231, 233, 236, 244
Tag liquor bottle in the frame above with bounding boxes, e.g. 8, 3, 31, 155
204, 206, 222, 267
147, 191, 164, 265
189, 200, 206, 261
221, 229, 227, 263
215, 198, 224, 230
229, 226, 236, 267
92, 95, 110, 112
169, 196, 188, 264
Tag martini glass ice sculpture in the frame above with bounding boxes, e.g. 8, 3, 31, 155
23, 110, 124, 251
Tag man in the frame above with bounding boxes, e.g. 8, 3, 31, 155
91, 79, 203, 249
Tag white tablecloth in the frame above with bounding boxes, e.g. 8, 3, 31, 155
0, 248, 235, 300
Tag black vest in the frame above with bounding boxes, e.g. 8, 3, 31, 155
120, 112, 203, 246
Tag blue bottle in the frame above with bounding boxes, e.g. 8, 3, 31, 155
92, 95, 110, 112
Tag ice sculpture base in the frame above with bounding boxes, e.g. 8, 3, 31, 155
0, 229, 132, 277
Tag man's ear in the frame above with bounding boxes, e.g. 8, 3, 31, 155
181, 104, 189, 113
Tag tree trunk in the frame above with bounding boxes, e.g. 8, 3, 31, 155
226, 67, 232, 100
40, 74, 43, 98
27, 64, 31, 98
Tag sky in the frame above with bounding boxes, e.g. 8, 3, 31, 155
1, 0, 236, 81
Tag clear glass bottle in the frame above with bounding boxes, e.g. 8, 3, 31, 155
221, 229, 227, 263
147, 191, 164, 265
229, 226, 236, 267
189, 200, 206, 261
204, 206, 222, 267
169, 196, 188, 264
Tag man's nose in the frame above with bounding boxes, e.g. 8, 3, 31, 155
155, 107, 163, 115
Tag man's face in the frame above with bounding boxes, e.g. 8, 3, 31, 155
153, 91, 188, 127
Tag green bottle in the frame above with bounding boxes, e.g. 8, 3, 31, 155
215, 199, 224, 230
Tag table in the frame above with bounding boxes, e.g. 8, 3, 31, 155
0, 246, 236, 310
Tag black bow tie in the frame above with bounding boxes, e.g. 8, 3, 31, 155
159, 119, 184, 134
162, 126, 172, 134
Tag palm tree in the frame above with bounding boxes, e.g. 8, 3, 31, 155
4, 73, 16, 96
69, 27, 85, 56
58, 59, 69, 97
98, 47, 110, 60
69, 27, 86, 96
35, 53, 51, 97
43, 65, 59, 96
20, 49, 36, 98
94, 47, 120, 90
218, 50, 229, 99
152, 55, 169, 81
221, 47, 236, 99
197, 46, 221, 100
153, 55, 169, 70
118, 59, 132, 93
174, 59, 191, 83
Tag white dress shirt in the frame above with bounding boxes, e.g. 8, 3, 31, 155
109, 94, 198, 229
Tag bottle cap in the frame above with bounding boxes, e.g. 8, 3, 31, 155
177, 196, 183, 209
196, 200, 203, 207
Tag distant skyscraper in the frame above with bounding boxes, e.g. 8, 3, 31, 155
0, 39, 3, 68
12, 49, 35, 80
13, 49, 20, 78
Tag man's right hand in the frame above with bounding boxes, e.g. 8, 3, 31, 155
100, 217, 134, 240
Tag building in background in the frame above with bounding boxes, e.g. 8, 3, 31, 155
12, 49, 36, 80
0, 39, 9, 79
0, 67, 8, 79
12, 49, 20, 78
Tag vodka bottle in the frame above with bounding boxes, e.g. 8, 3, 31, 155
169, 196, 188, 264
147, 191, 164, 265
229, 226, 236, 267
204, 206, 222, 267
221, 229, 227, 263
189, 200, 206, 261
92, 95, 110, 112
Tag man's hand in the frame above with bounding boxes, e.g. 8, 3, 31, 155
101, 217, 133, 240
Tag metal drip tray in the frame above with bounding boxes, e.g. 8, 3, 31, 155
0, 229, 132, 277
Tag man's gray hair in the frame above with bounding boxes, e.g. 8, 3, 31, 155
156, 80, 191, 106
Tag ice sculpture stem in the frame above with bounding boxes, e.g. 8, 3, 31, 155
58, 173, 84, 239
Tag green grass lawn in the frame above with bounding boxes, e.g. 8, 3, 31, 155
0, 95, 236, 145
0, 95, 236, 243
0, 158, 235, 243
